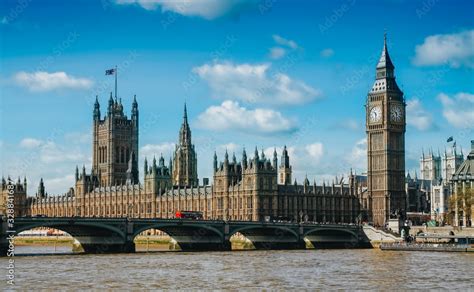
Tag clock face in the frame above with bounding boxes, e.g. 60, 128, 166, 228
369, 106, 382, 123
390, 105, 403, 122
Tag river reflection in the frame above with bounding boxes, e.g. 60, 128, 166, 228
10, 247, 474, 290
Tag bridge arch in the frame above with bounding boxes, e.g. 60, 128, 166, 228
229, 224, 302, 250
15, 222, 126, 239
11, 220, 130, 254
132, 223, 227, 251
304, 227, 359, 248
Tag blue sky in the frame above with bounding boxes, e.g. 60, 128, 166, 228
1, 0, 473, 195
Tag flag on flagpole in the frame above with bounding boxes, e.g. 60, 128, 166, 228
446, 136, 453, 143
105, 68, 116, 75
106, 67, 118, 98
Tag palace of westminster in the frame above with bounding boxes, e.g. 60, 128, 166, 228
2, 37, 473, 227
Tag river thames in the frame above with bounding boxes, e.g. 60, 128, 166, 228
10, 247, 474, 290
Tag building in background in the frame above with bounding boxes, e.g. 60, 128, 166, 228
405, 172, 430, 214
0, 177, 27, 217
450, 141, 473, 227
419, 144, 465, 223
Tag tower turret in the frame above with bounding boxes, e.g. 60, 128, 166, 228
213, 151, 218, 172
224, 150, 229, 166
107, 92, 114, 115
132, 95, 138, 122
37, 178, 45, 198
273, 148, 278, 168
279, 145, 292, 185
242, 148, 248, 169
94, 96, 101, 121
172, 103, 198, 187
159, 154, 165, 167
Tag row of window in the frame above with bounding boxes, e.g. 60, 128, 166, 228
97, 146, 133, 164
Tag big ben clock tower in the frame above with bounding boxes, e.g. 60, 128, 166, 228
366, 34, 406, 227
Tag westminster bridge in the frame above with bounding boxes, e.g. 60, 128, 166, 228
1, 217, 371, 254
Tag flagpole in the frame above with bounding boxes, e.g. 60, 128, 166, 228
115, 65, 118, 99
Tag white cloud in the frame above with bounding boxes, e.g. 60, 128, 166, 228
406, 98, 434, 131
40, 142, 85, 163
20, 138, 43, 149
197, 100, 297, 134
45, 175, 75, 195
272, 34, 298, 49
305, 142, 324, 163
218, 143, 240, 153
263, 144, 345, 184
140, 142, 175, 160
13, 71, 93, 92
64, 132, 91, 144
346, 138, 367, 171
115, 0, 259, 20
438, 92, 474, 128
413, 30, 474, 68
269, 47, 286, 60
193, 61, 320, 105
268, 35, 300, 60
5, 134, 91, 195
320, 48, 334, 58
19, 138, 85, 163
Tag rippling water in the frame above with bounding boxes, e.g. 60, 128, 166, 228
9, 247, 474, 290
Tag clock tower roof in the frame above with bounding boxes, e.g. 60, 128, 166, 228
376, 33, 394, 70
369, 34, 402, 97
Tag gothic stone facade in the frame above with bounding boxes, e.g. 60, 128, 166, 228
366, 36, 407, 227
26, 150, 363, 223
92, 94, 139, 187
15, 99, 364, 223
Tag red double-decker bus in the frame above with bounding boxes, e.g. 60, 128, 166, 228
175, 211, 203, 220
